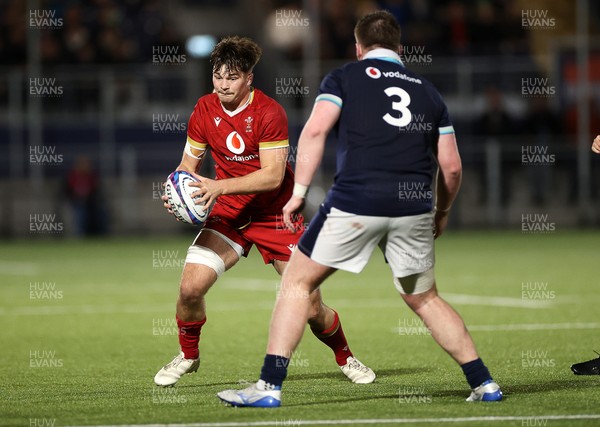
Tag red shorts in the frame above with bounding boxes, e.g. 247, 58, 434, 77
200, 202, 305, 264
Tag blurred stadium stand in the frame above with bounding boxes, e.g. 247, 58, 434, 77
1, 0, 599, 237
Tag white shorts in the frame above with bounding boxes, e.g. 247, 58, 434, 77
298, 206, 435, 279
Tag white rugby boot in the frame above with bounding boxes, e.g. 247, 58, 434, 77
217, 380, 282, 407
154, 352, 200, 386
466, 379, 503, 401
340, 356, 376, 384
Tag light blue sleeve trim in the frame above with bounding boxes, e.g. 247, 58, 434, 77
439, 125, 455, 135
315, 93, 342, 108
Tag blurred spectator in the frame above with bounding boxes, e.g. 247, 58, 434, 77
0, 0, 537, 65
321, 0, 357, 60
470, 1, 501, 56
0, 0, 178, 65
499, 0, 530, 55
438, 1, 469, 55
377, 0, 414, 28
65, 155, 107, 236
522, 97, 562, 206
474, 85, 518, 205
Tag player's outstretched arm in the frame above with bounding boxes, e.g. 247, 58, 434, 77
592, 135, 600, 154
282, 100, 340, 231
433, 133, 462, 239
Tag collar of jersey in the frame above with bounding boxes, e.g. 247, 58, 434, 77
362, 48, 404, 66
220, 89, 254, 117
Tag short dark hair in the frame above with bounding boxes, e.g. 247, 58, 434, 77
354, 10, 401, 51
210, 36, 262, 74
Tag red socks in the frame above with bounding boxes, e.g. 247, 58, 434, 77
176, 312, 352, 365
311, 310, 353, 366
177, 316, 206, 360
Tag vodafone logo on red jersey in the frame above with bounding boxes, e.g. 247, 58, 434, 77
365, 67, 381, 79
223, 130, 257, 161
225, 131, 246, 154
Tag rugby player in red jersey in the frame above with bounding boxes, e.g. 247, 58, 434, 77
154, 36, 374, 386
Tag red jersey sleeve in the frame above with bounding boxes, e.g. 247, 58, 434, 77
185, 101, 208, 158
258, 100, 289, 150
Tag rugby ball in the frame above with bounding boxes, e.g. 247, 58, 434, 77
164, 171, 212, 225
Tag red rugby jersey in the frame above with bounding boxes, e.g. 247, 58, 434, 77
185, 89, 294, 215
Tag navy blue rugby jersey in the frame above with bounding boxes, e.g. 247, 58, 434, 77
316, 48, 455, 217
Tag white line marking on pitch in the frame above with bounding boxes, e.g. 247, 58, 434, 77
443, 293, 553, 308
0, 301, 275, 316
0, 260, 39, 275
391, 322, 600, 334
64, 414, 600, 427
468, 322, 600, 332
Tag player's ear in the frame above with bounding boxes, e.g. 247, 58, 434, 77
355, 43, 362, 60
247, 73, 253, 86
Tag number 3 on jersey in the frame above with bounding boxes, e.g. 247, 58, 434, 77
382, 86, 412, 127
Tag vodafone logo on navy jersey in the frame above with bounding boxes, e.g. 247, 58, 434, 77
365, 67, 423, 84
365, 67, 381, 79
225, 131, 246, 154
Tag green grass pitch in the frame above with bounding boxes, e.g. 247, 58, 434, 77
1, 231, 599, 426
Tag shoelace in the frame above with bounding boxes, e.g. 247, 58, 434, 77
165, 354, 183, 369
347, 360, 369, 372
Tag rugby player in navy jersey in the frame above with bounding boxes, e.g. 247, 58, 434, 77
218, 11, 502, 406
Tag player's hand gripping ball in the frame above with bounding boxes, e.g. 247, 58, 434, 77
164, 171, 212, 225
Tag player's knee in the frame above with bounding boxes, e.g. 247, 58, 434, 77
402, 287, 438, 312
178, 245, 225, 306
178, 280, 205, 307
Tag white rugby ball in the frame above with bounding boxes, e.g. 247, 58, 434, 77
164, 171, 212, 225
